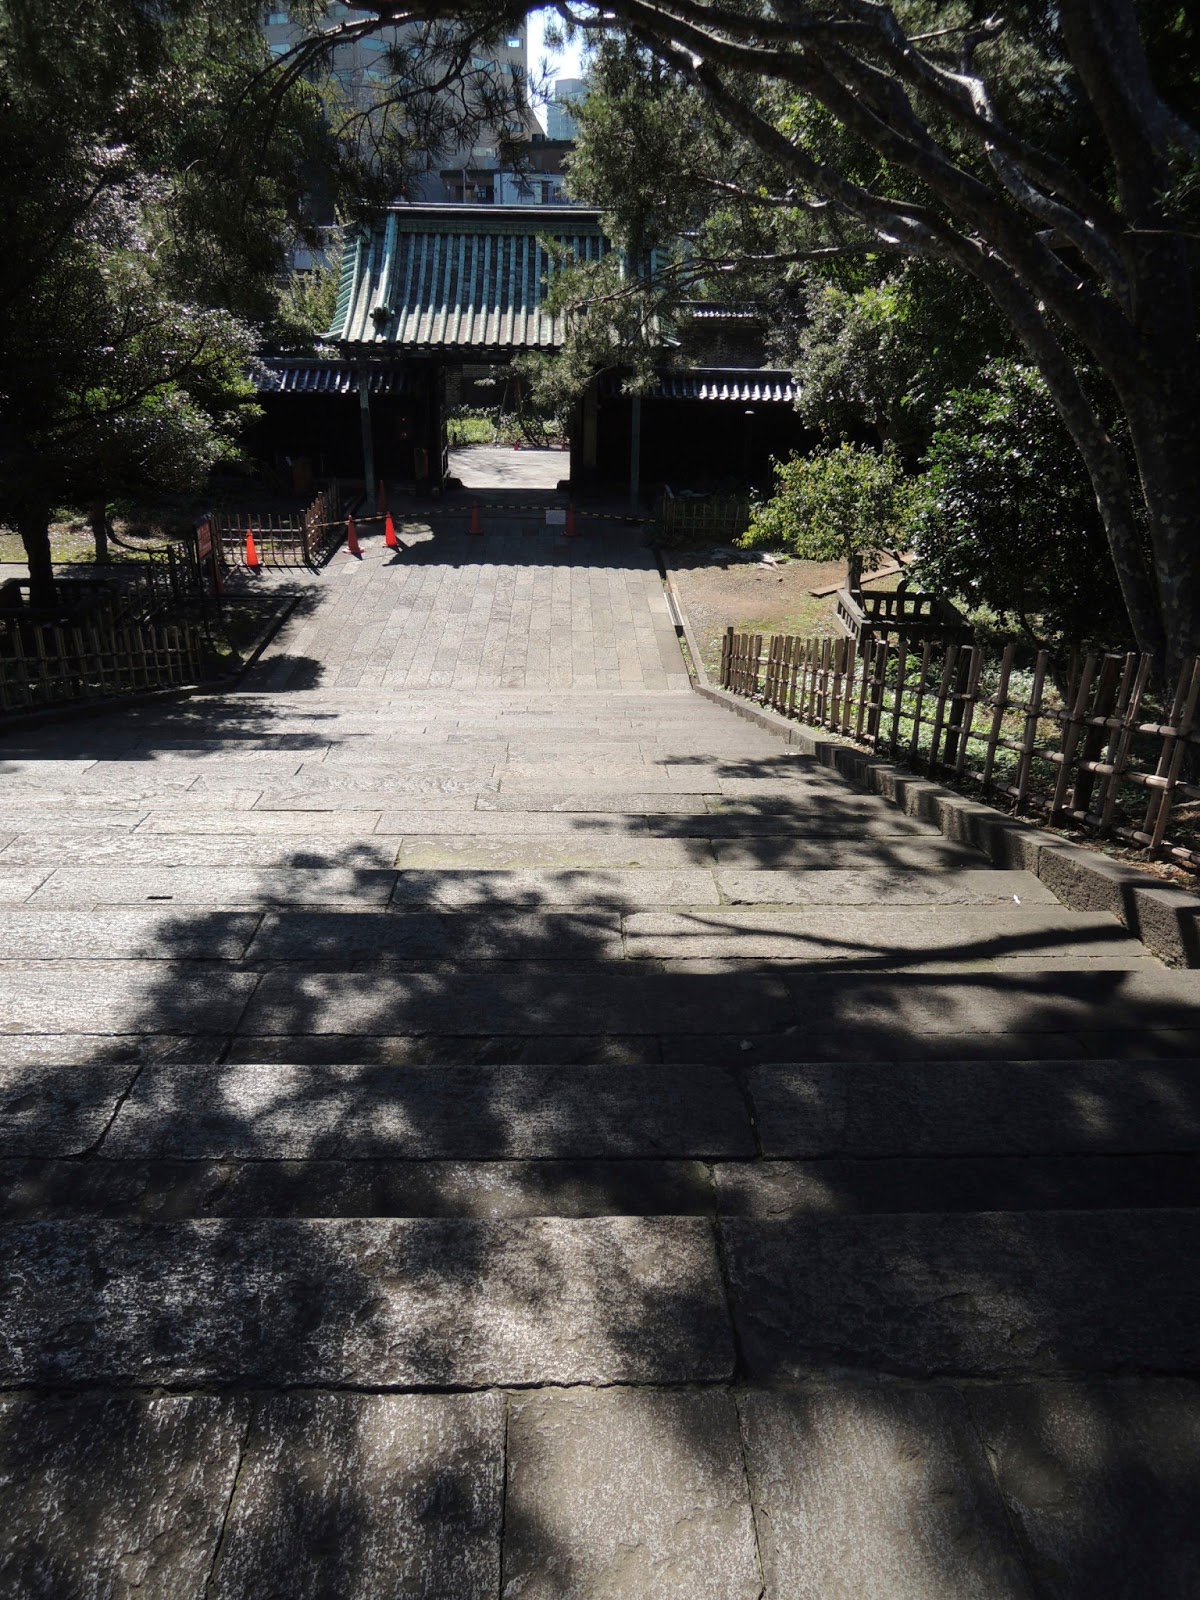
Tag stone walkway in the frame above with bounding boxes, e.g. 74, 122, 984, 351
253, 521, 687, 692
2, 533, 1200, 1594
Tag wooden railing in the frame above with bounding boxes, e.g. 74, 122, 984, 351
1, 610, 207, 715
835, 585, 972, 644
719, 626, 1200, 868
207, 481, 343, 570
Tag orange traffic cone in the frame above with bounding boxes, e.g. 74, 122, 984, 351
384, 512, 398, 549
244, 529, 260, 570
469, 500, 483, 535
376, 478, 388, 515
565, 503, 578, 538
346, 515, 361, 557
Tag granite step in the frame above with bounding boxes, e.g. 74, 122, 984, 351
2, 1209, 1198, 1386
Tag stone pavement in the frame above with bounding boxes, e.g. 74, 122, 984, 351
2, 528, 1200, 1594
250, 519, 687, 692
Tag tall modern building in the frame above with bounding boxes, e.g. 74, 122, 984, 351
262, 5, 537, 203
545, 77, 586, 141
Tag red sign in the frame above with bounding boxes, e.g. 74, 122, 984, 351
196, 518, 212, 560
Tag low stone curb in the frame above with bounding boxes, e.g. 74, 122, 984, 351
694, 681, 1200, 970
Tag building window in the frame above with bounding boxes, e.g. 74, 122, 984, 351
505, 36, 522, 48
265, 9, 289, 23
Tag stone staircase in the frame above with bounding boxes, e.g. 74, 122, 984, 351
2, 683, 1199, 1596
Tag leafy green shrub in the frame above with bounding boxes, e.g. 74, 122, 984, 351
742, 441, 918, 588
914, 361, 1134, 652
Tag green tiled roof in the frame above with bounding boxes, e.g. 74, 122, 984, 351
328, 204, 609, 352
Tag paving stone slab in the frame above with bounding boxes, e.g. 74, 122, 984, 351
376, 810, 652, 836
716, 868, 1055, 906
0, 908, 260, 960
497, 765, 716, 791
503, 1389, 761, 1599
27, 866, 398, 909
0, 1392, 247, 1600
779, 968, 1200, 1040
622, 906, 1142, 962
0, 1035, 228, 1068
0, 866, 50, 903
103, 1062, 754, 1159
394, 835, 715, 871
0, 1157, 714, 1220
241, 768, 499, 795
252, 790, 484, 812
710, 838, 986, 870
745, 1059, 1200, 1156
241, 965, 794, 1037
475, 791, 708, 814
714, 1153, 1200, 1216
964, 1379, 1200, 1600
722, 1211, 1200, 1379
1, 833, 402, 869
248, 909, 623, 961
136, 810, 385, 835
388, 867, 720, 909
0, 963, 260, 1035
650, 809, 940, 838
0, 1063, 137, 1155
739, 1385, 1033, 1600
227, 1033, 664, 1066
0, 1216, 733, 1385
211, 1392, 504, 1600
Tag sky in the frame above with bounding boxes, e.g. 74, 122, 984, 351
526, 6, 588, 96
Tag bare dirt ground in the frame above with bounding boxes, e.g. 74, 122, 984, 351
663, 550, 905, 678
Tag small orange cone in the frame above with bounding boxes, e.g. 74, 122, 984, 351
384, 512, 398, 549
346, 515, 361, 557
244, 529, 260, 570
565, 503, 578, 538
376, 478, 388, 515
469, 500, 483, 535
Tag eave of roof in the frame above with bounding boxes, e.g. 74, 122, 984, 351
597, 368, 797, 404
328, 204, 610, 353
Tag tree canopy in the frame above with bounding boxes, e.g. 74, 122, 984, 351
0, 0, 340, 601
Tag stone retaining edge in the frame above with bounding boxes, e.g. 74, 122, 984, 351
694, 680, 1200, 970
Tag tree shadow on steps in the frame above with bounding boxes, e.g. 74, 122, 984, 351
2, 884, 1200, 1591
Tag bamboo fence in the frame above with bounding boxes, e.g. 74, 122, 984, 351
0, 612, 207, 715
209, 481, 343, 570
719, 626, 1200, 868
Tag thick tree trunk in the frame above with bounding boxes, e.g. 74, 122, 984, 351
1124, 395, 1200, 683
846, 550, 863, 594
89, 500, 110, 563
18, 501, 55, 610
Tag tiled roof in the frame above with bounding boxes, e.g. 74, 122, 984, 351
255, 359, 417, 395
329, 204, 609, 352
597, 369, 796, 404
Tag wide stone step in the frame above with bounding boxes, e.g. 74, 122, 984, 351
2, 1210, 1198, 1386
6, 1059, 1197, 1162
2, 1379, 1197, 1599
0, 1216, 733, 1386
3, 1152, 1197, 1221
